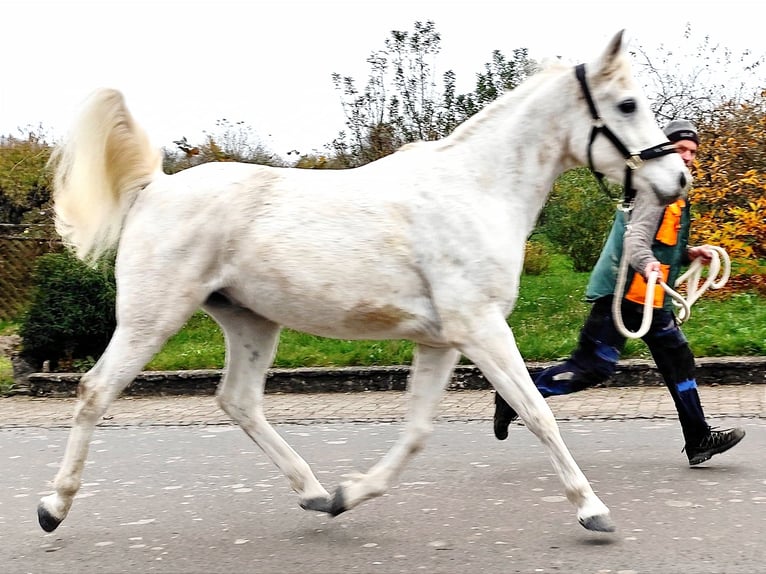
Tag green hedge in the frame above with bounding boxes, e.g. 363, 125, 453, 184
540, 167, 619, 271
19, 251, 116, 370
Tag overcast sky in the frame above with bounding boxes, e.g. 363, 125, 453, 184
2, 0, 764, 158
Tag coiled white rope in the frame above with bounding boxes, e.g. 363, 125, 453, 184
674, 245, 731, 315
613, 244, 730, 339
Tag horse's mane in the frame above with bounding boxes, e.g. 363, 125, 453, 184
443, 60, 568, 146
393, 59, 584, 154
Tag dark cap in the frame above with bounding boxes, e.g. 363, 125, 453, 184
663, 119, 699, 145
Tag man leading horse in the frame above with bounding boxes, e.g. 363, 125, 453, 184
493, 119, 746, 466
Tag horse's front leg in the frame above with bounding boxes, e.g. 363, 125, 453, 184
322, 345, 459, 515
460, 315, 615, 533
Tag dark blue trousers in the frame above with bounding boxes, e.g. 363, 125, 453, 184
533, 296, 710, 446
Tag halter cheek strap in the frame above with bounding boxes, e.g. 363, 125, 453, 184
574, 63, 678, 210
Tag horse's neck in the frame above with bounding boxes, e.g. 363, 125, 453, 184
444, 71, 578, 229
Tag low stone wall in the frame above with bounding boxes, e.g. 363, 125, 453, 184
23, 356, 766, 398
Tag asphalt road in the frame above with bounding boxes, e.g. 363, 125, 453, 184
2, 417, 763, 574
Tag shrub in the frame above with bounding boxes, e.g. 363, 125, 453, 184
523, 239, 552, 275
694, 93, 766, 262
19, 251, 116, 371
0, 132, 54, 224
540, 167, 617, 271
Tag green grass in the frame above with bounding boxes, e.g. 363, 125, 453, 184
0, 321, 17, 336
0, 357, 13, 393
509, 257, 766, 361
681, 292, 766, 356
0, 322, 17, 392
144, 314, 415, 370
507, 255, 592, 360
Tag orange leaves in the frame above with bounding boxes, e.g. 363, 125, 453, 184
691, 95, 766, 261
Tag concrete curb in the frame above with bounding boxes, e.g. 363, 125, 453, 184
20, 356, 766, 397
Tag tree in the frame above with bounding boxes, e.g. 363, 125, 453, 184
0, 128, 53, 224
692, 91, 766, 263
330, 21, 536, 167
163, 119, 285, 173
539, 168, 619, 272
629, 25, 765, 269
330, 22, 441, 166
292, 154, 347, 169
632, 24, 763, 124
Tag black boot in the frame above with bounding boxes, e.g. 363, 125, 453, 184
493, 392, 519, 440
685, 427, 746, 466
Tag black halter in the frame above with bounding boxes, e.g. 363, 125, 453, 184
574, 63, 677, 210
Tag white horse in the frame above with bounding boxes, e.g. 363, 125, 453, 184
39, 30, 689, 535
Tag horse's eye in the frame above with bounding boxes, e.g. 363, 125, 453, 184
618, 99, 637, 114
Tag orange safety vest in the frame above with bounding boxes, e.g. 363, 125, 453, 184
625, 199, 686, 308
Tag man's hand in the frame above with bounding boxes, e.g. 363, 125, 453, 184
643, 261, 661, 279
688, 245, 714, 263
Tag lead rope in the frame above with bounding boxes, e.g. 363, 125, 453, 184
612, 232, 730, 339
672, 244, 731, 320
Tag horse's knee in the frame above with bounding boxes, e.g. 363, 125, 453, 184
73, 378, 111, 423
215, 393, 229, 413
216, 393, 240, 419
216, 392, 263, 425
407, 420, 433, 450
520, 407, 559, 439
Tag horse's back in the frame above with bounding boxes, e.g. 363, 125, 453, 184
119, 161, 445, 340
117, 158, 521, 342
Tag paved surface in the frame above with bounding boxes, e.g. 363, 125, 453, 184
2, 418, 763, 574
1, 384, 765, 428
3, 386, 764, 573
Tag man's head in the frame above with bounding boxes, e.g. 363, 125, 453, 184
663, 119, 698, 168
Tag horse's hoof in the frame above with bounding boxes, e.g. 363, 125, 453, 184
579, 513, 616, 533
38, 504, 63, 533
300, 488, 347, 516
300, 496, 328, 513
328, 487, 346, 516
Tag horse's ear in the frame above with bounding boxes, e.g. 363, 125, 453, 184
592, 29, 628, 77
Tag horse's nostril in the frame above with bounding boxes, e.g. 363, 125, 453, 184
679, 173, 688, 189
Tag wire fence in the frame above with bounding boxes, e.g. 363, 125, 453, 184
0, 225, 62, 321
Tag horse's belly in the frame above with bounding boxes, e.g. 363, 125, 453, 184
224, 271, 444, 342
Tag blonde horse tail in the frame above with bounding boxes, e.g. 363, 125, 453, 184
50, 88, 162, 264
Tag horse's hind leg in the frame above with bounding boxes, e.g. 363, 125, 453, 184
37, 295, 199, 532
324, 344, 460, 515
204, 300, 331, 507
460, 315, 615, 533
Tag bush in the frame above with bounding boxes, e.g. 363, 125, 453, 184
0, 132, 54, 224
19, 251, 116, 371
540, 167, 617, 271
694, 93, 766, 261
523, 239, 552, 275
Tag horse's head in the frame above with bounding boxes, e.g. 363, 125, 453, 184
569, 30, 691, 206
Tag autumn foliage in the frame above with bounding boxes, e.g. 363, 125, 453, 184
0, 132, 52, 224
692, 91, 766, 268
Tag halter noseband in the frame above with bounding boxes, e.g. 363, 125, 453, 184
574, 63, 677, 210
